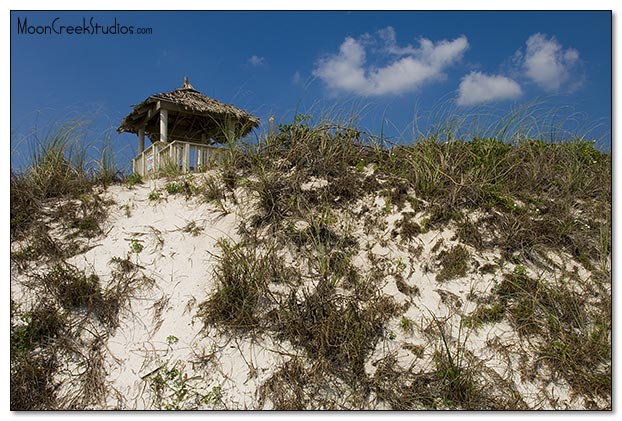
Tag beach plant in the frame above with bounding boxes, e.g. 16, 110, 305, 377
129, 239, 144, 254
148, 190, 161, 201
430, 315, 484, 409
164, 178, 198, 196
394, 212, 422, 242
122, 204, 132, 217
11, 121, 117, 240
252, 170, 294, 226
95, 135, 120, 187
463, 303, 505, 329
274, 282, 398, 383
126, 173, 143, 187
40, 264, 104, 311
399, 316, 415, 334
197, 239, 294, 332
200, 175, 224, 201
10, 303, 65, 410
182, 221, 203, 237
200, 177, 229, 214
148, 362, 222, 410
26, 122, 90, 199
436, 245, 470, 282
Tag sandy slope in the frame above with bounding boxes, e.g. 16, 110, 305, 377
11, 174, 603, 410
58, 178, 294, 409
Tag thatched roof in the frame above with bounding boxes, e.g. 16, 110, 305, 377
118, 77, 259, 142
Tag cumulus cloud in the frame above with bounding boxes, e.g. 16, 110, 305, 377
457, 72, 522, 106
313, 28, 469, 96
248, 55, 266, 67
521, 33, 580, 91
376, 26, 418, 56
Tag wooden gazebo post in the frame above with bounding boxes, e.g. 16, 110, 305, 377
138, 129, 145, 153
160, 108, 168, 143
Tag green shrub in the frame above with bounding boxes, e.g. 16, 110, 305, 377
126, 173, 143, 187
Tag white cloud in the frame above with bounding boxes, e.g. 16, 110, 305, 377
376, 26, 418, 56
457, 72, 522, 106
248, 55, 266, 67
292, 71, 301, 84
522, 33, 580, 91
313, 28, 469, 96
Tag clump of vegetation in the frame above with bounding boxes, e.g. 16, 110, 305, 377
122, 204, 132, 217
147, 362, 222, 410
148, 190, 161, 201
219, 166, 239, 191
489, 266, 611, 399
393, 212, 423, 242
285, 212, 359, 286
436, 245, 470, 282
10, 302, 66, 410
200, 175, 227, 205
10, 172, 42, 240
273, 283, 398, 381
399, 316, 415, 334
65, 193, 111, 239
125, 173, 143, 187
380, 179, 414, 212
258, 358, 318, 410
463, 303, 505, 328
129, 238, 144, 254
10, 304, 65, 358
164, 178, 198, 196
11, 122, 117, 240
40, 263, 105, 311
197, 239, 296, 332
252, 172, 298, 226
432, 346, 484, 409
258, 356, 373, 410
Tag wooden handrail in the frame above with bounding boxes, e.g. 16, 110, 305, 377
132, 140, 224, 178
167, 139, 221, 149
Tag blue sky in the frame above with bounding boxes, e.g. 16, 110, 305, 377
10, 11, 612, 171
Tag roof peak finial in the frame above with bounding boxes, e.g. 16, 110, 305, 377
181, 76, 194, 90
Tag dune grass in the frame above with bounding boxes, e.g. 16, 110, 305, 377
195, 116, 610, 409
11, 112, 611, 410
11, 122, 122, 241
9, 122, 157, 410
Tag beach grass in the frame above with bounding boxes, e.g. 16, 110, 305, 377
10, 114, 611, 409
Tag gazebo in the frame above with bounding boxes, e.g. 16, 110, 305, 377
118, 77, 259, 177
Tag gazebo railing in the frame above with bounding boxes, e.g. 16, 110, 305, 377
132, 140, 224, 177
